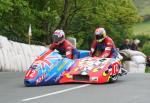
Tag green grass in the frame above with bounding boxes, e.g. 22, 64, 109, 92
145, 67, 150, 73
139, 6, 150, 16
133, 21, 150, 34
133, 0, 150, 35
133, 0, 150, 16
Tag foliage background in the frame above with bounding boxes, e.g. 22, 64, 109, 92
0, 0, 142, 49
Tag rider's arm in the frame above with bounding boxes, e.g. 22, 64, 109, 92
99, 42, 112, 58
66, 46, 73, 59
90, 40, 96, 57
49, 43, 55, 50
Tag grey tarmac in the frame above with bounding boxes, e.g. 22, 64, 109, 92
0, 72, 150, 103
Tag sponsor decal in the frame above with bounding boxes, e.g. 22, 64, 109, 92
35, 50, 53, 61
112, 62, 119, 75
66, 51, 71, 56
45, 72, 56, 82
25, 69, 38, 79
36, 73, 46, 85
54, 74, 62, 82
84, 66, 93, 71
65, 61, 74, 71
66, 73, 72, 78
105, 47, 111, 50
57, 61, 67, 71
102, 70, 109, 76
93, 60, 101, 66
91, 48, 94, 52
48, 60, 60, 72
74, 67, 79, 72
92, 68, 99, 73
32, 59, 52, 72
81, 71, 88, 75
91, 77, 98, 81
107, 76, 111, 81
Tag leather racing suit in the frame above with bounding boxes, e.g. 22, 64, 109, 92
50, 39, 78, 59
90, 36, 118, 58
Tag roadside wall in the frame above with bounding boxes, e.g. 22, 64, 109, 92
120, 49, 146, 73
0, 35, 47, 72
0, 35, 146, 73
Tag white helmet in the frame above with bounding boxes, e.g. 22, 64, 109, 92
52, 29, 65, 45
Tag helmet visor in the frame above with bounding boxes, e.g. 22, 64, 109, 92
96, 35, 103, 40
52, 35, 62, 43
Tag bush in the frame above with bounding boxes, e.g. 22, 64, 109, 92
145, 67, 150, 73
140, 41, 150, 56
132, 34, 150, 47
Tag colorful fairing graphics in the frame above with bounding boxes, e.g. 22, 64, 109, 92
24, 50, 124, 86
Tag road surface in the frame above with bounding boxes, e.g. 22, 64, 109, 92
0, 72, 150, 103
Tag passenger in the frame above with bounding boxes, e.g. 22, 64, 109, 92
49, 29, 78, 59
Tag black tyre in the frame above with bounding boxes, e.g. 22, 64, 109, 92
109, 75, 118, 83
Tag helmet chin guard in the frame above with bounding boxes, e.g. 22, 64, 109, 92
96, 38, 104, 43
95, 28, 106, 42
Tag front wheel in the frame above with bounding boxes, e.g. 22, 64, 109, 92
109, 75, 118, 83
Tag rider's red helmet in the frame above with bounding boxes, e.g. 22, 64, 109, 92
95, 27, 106, 42
52, 29, 65, 45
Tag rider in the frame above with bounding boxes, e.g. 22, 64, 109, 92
49, 29, 79, 59
90, 27, 118, 58
90, 27, 127, 75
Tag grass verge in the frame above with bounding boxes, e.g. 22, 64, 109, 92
145, 66, 150, 73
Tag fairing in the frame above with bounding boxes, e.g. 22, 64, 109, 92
24, 49, 121, 86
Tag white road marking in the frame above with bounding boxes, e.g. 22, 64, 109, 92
22, 84, 90, 102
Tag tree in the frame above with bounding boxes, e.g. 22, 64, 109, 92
64, 0, 141, 49
0, 0, 31, 41
0, 0, 141, 48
